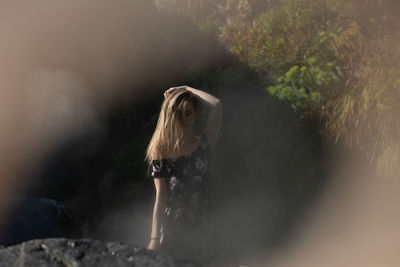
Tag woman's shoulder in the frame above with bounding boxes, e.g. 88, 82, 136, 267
150, 150, 165, 161
148, 157, 170, 179
149, 153, 167, 168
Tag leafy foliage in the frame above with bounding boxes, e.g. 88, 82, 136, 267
154, 0, 400, 176
268, 57, 341, 110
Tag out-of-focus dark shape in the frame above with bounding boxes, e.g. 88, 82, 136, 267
0, 197, 79, 246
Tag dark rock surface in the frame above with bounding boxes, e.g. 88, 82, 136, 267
0, 238, 199, 267
0, 197, 78, 246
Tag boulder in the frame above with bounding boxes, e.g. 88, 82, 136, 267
0, 238, 199, 267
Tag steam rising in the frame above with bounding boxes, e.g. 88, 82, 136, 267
1, 1, 399, 267
0, 0, 164, 223
26, 70, 98, 143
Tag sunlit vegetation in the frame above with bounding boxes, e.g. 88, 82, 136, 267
154, 0, 400, 176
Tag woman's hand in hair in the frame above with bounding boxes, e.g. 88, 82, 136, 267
164, 86, 179, 99
164, 87, 174, 99
172, 86, 222, 149
164, 86, 189, 99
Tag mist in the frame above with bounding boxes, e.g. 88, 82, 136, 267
1, 0, 399, 267
0, 0, 219, 220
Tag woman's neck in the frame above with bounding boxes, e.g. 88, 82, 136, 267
182, 128, 196, 144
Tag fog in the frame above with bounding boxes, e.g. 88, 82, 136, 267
1, 1, 399, 266
0, 0, 140, 221
261, 155, 400, 267
0, 0, 216, 221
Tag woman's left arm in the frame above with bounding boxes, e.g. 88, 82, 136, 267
166, 85, 222, 149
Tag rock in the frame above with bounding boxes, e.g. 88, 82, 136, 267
0, 238, 200, 267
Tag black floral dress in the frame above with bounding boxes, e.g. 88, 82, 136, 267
149, 132, 212, 256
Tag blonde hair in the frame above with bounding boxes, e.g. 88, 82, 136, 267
145, 88, 199, 163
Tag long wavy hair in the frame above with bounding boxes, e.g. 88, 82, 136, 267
146, 88, 199, 163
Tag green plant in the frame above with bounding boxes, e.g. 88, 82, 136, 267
268, 56, 341, 111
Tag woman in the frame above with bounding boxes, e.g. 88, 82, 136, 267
146, 85, 222, 258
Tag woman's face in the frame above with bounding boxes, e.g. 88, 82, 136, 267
181, 101, 196, 129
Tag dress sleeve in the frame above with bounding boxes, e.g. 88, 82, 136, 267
148, 159, 168, 179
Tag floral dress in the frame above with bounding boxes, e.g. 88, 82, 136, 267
149, 132, 212, 256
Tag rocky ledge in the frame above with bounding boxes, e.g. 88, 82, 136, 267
0, 238, 199, 267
